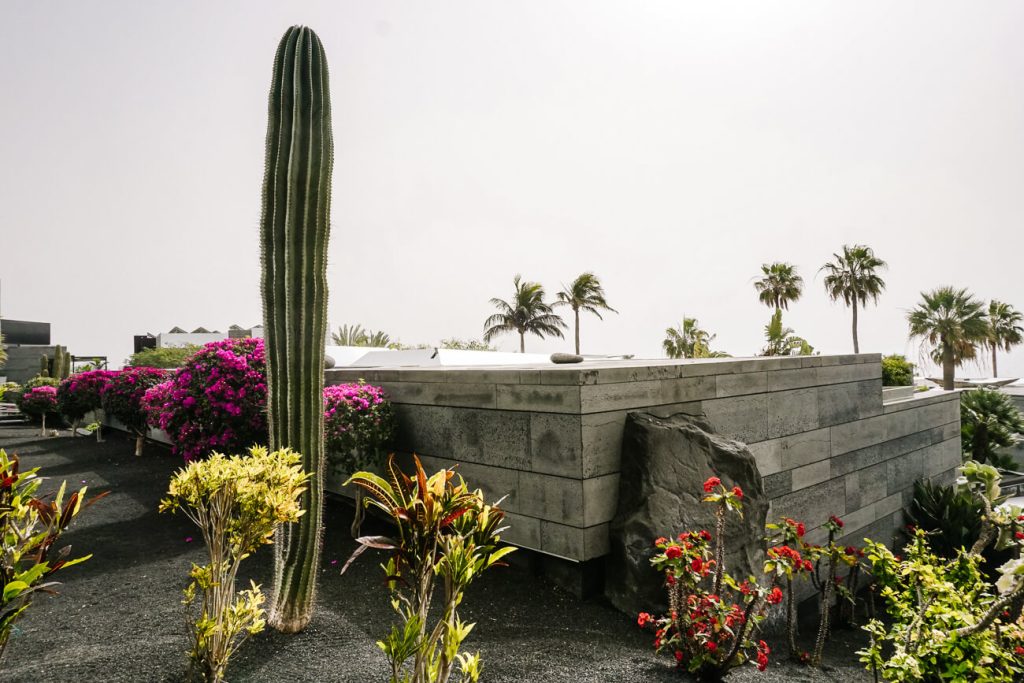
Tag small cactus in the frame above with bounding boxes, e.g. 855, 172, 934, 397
39, 354, 49, 377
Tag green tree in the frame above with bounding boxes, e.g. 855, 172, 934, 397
554, 272, 618, 355
960, 387, 1024, 468
821, 244, 887, 354
754, 262, 803, 312
440, 338, 495, 351
985, 300, 1024, 378
483, 275, 566, 353
127, 345, 199, 369
761, 310, 813, 357
331, 324, 396, 348
663, 318, 726, 359
907, 287, 988, 391
331, 324, 367, 346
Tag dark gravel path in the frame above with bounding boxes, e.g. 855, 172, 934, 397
0, 422, 870, 682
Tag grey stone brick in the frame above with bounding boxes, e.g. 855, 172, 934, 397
716, 371, 768, 398
886, 449, 925, 493
772, 478, 846, 526
767, 367, 819, 391
582, 474, 620, 526
768, 388, 819, 439
496, 384, 581, 413
529, 412, 582, 478
763, 470, 793, 498
518, 472, 585, 526
704, 394, 769, 444
791, 460, 831, 491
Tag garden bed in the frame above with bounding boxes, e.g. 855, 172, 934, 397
0, 421, 870, 682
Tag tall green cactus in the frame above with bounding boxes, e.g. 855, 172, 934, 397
260, 26, 333, 633
39, 354, 49, 378
53, 345, 70, 380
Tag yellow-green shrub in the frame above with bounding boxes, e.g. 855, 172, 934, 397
160, 446, 309, 682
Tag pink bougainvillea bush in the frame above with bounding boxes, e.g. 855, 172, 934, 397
56, 370, 117, 432
102, 367, 167, 456
323, 382, 395, 473
145, 338, 267, 461
19, 386, 58, 436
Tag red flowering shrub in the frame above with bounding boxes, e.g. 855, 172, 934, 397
766, 514, 864, 666
144, 338, 266, 461
56, 370, 116, 433
638, 477, 778, 677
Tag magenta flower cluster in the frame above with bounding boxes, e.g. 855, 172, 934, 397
18, 385, 58, 417
56, 369, 117, 421
323, 382, 395, 473
144, 337, 267, 461
101, 367, 167, 436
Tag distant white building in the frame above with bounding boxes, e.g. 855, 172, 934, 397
156, 324, 263, 348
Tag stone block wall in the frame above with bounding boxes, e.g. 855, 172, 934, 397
325, 354, 961, 564
2, 345, 57, 384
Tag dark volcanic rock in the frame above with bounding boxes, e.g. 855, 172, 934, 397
606, 412, 769, 617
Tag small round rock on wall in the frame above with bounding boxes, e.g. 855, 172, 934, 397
550, 353, 583, 364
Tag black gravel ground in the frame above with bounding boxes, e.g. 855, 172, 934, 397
0, 422, 871, 682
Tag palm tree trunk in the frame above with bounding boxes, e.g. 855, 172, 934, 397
851, 294, 860, 354
519, 332, 525, 354
993, 344, 999, 378
942, 341, 955, 391
574, 310, 580, 355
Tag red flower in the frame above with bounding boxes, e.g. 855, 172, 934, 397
829, 515, 845, 528
674, 650, 683, 664
654, 536, 668, 546
766, 586, 783, 605
803, 559, 813, 572
1016, 646, 1024, 656
1015, 531, 1024, 541
731, 485, 743, 499
637, 612, 653, 628
703, 476, 721, 493
666, 573, 676, 586
796, 522, 805, 537
700, 529, 712, 542
691, 558, 704, 574
706, 641, 718, 652
665, 545, 683, 560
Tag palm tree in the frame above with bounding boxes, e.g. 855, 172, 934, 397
663, 318, 727, 359
985, 300, 1024, 377
754, 262, 804, 312
331, 324, 394, 348
332, 324, 367, 346
960, 387, 1024, 468
821, 244, 887, 354
907, 287, 988, 391
761, 309, 813, 356
483, 275, 566, 352
554, 272, 618, 355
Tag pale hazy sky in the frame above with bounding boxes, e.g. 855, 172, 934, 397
2, 2, 1023, 376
